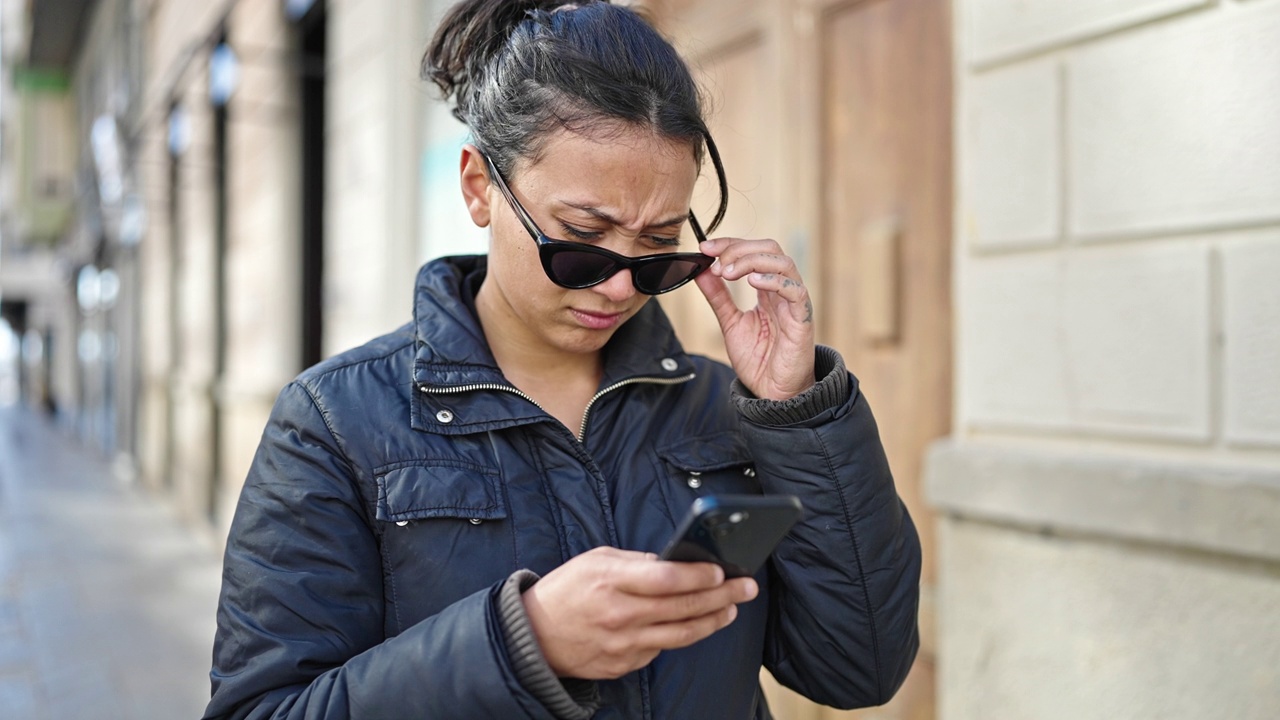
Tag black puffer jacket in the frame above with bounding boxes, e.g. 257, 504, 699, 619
204, 256, 920, 720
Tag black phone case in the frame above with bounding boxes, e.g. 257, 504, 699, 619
659, 494, 803, 577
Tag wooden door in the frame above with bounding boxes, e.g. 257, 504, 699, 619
653, 1, 951, 718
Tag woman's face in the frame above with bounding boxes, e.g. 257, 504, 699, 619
467, 126, 701, 357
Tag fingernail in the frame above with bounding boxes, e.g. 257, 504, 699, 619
724, 263, 735, 275
743, 579, 759, 600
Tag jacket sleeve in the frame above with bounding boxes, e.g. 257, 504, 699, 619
732, 346, 922, 709
203, 382, 559, 720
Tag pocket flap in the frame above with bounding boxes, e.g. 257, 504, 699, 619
374, 462, 506, 523
655, 431, 754, 472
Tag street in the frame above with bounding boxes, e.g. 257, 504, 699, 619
0, 405, 222, 719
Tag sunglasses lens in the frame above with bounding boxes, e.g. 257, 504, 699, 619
546, 248, 619, 288
542, 243, 712, 294
634, 256, 712, 294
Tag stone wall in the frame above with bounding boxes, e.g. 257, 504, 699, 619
933, 0, 1280, 717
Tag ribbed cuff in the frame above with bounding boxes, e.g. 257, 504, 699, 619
496, 570, 600, 720
730, 346, 851, 426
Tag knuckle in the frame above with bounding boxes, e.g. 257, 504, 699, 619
652, 562, 685, 589
599, 606, 630, 632
677, 592, 704, 617
673, 623, 700, 647
600, 634, 630, 658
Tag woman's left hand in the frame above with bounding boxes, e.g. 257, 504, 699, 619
695, 237, 816, 401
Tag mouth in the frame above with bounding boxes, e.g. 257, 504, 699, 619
570, 308, 626, 330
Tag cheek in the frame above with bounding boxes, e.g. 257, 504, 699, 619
490, 221, 559, 307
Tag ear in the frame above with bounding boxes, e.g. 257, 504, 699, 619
459, 144, 492, 228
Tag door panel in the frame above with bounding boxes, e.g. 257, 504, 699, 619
817, 2, 950, 717
652, 1, 951, 718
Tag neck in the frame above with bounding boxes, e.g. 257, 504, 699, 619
474, 280, 604, 387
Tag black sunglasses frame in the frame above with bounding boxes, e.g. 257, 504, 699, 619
483, 153, 713, 295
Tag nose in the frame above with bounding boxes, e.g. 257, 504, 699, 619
592, 267, 638, 303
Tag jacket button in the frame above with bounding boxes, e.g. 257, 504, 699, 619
396, 520, 409, 527
743, 467, 757, 478
469, 518, 483, 525
687, 474, 702, 489
436, 409, 454, 423
661, 358, 678, 372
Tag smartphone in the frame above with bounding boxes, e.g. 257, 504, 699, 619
659, 494, 803, 578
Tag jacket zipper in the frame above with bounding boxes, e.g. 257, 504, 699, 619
577, 373, 695, 440
419, 382, 544, 409
418, 373, 697, 440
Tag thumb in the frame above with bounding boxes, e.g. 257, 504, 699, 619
695, 269, 740, 332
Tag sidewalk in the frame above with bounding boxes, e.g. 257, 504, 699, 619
0, 404, 223, 719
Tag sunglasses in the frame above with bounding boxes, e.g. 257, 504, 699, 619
483, 153, 713, 295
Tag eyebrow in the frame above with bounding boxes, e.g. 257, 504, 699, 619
561, 202, 688, 230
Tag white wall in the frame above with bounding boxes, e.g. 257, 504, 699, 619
324, 0, 429, 354
416, 0, 488, 266
934, 0, 1280, 717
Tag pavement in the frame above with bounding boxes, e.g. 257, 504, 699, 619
0, 404, 223, 719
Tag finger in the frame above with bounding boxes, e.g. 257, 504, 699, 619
582, 546, 655, 562
694, 269, 742, 331
613, 558, 726, 596
624, 573, 752, 625
637, 578, 759, 624
719, 250, 798, 283
634, 603, 741, 651
745, 272, 811, 316
707, 239, 788, 277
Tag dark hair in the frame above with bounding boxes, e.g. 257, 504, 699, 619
422, 0, 728, 232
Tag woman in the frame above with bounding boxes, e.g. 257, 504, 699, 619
204, 1, 920, 718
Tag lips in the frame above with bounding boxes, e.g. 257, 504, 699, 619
570, 308, 625, 330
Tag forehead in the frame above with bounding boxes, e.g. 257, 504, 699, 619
514, 126, 701, 201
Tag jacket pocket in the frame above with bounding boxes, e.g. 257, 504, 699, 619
373, 460, 514, 631
374, 460, 507, 524
655, 431, 762, 517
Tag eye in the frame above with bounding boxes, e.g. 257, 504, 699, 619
560, 223, 602, 241
648, 235, 681, 247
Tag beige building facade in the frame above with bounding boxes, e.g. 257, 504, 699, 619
931, 0, 1280, 717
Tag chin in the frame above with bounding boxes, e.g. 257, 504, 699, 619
555, 326, 620, 355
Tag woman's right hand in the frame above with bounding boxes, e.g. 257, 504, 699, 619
521, 546, 758, 679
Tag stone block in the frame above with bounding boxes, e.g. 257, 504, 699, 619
927, 438, 1280, 563
962, 253, 1071, 428
1061, 242, 1211, 439
964, 60, 1060, 249
1222, 231, 1280, 447
1068, 4, 1280, 238
965, 0, 1209, 65
963, 241, 1211, 439
936, 516, 1280, 720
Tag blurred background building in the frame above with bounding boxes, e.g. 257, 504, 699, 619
0, 0, 1276, 719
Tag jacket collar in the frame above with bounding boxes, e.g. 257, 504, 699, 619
410, 256, 698, 432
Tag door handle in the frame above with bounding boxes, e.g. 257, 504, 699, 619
860, 215, 900, 344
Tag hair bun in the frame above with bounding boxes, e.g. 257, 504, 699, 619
423, 0, 604, 119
